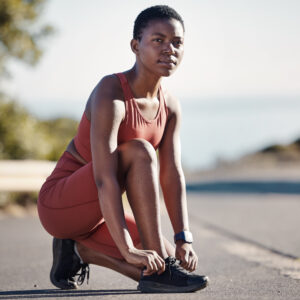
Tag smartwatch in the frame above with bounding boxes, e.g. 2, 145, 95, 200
174, 230, 193, 244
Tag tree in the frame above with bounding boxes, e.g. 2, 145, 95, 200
0, 95, 78, 160
0, 0, 53, 79
0, 0, 75, 161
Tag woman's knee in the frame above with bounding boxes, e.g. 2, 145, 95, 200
118, 139, 157, 166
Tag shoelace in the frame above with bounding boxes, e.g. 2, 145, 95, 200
165, 257, 176, 279
166, 257, 189, 279
167, 256, 177, 265
75, 263, 90, 286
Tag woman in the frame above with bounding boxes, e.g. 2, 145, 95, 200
38, 5, 209, 293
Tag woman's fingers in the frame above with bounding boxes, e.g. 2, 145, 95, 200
180, 254, 189, 269
191, 256, 198, 272
144, 258, 155, 274
187, 257, 194, 271
186, 254, 198, 272
156, 254, 165, 275
143, 251, 165, 275
125, 248, 166, 276
178, 251, 198, 272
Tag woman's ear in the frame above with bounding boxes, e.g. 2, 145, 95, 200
130, 39, 139, 54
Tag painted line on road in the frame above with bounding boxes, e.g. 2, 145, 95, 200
223, 241, 300, 280
192, 218, 300, 281
199, 220, 298, 260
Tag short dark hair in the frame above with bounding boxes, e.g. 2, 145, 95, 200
133, 5, 184, 41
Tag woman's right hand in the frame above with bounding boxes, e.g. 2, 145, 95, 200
124, 248, 165, 276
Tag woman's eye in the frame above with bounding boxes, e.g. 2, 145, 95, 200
153, 38, 163, 43
173, 40, 183, 47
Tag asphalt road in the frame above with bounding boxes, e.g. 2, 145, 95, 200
0, 192, 300, 299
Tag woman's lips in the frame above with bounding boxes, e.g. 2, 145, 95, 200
158, 59, 176, 67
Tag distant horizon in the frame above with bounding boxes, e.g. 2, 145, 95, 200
17, 94, 300, 121
14, 95, 300, 170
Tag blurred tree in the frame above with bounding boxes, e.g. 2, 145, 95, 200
39, 117, 78, 161
0, 95, 43, 159
0, 0, 53, 78
0, 95, 78, 160
0, 0, 78, 161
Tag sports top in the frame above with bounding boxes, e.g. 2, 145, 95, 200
73, 73, 169, 162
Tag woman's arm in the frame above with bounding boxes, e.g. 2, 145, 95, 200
90, 75, 132, 255
159, 92, 189, 234
90, 75, 165, 274
159, 92, 197, 272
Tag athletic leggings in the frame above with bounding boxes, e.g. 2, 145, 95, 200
37, 151, 140, 259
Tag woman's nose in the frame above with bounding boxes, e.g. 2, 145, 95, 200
162, 42, 176, 54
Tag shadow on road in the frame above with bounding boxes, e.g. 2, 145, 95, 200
0, 288, 140, 299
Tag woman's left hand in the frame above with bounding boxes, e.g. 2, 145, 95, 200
175, 240, 198, 272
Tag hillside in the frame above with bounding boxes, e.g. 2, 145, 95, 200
185, 138, 300, 182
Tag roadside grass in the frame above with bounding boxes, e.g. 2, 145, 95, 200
0, 192, 38, 217
0, 191, 134, 217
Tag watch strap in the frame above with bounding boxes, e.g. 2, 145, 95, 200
174, 230, 193, 244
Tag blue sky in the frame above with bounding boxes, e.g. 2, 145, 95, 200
4, 0, 300, 110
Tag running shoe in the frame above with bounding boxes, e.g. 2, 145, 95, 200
50, 238, 90, 289
137, 256, 209, 293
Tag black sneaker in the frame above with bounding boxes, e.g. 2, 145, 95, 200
137, 256, 209, 293
50, 238, 90, 289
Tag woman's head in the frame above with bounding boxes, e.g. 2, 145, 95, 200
132, 5, 185, 77
133, 5, 184, 41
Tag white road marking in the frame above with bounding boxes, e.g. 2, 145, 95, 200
224, 241, 300, 280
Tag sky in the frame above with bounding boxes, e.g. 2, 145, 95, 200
2, 0, 300, 168
4, 0, 300, 110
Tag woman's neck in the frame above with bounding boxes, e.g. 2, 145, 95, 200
126, 65, 162, 99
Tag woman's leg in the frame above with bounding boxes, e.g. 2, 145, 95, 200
79, 138, 171, 261
117, 139, 169, 259
76, 242, 141, 281
76, 138, 175, 281
39, 139, 174, 284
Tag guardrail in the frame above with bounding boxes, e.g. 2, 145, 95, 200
0, 160, 56, 192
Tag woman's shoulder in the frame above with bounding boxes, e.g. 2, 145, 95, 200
93, 74, 124, 101
85, 74, 125, 119
161, 87, 181, 116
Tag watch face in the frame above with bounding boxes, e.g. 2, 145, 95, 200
185, 231, 193, 243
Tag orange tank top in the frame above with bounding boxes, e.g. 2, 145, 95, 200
74, 73, 169, 162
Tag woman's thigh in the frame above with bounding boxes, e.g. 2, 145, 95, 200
38, 152, 103, 238
37, 139, 150, 239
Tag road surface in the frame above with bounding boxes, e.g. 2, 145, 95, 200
0, 192, 300, 299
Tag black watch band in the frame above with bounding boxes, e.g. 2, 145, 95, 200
174, 231, 193, 244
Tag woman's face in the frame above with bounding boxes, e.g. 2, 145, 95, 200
133, 18, 185, 77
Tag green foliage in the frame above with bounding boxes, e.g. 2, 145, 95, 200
261, 144, 285, 153
0, 1, 67, 161
39, 116, 79, 161
0, 0, 54, 78
0, 191, 38, 208
0, 96, 78, 161
0, 1, 76, 161
261, 138, 300, 154
291, 138, 300, 149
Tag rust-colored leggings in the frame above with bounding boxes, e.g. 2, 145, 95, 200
38, 151, 140, 259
